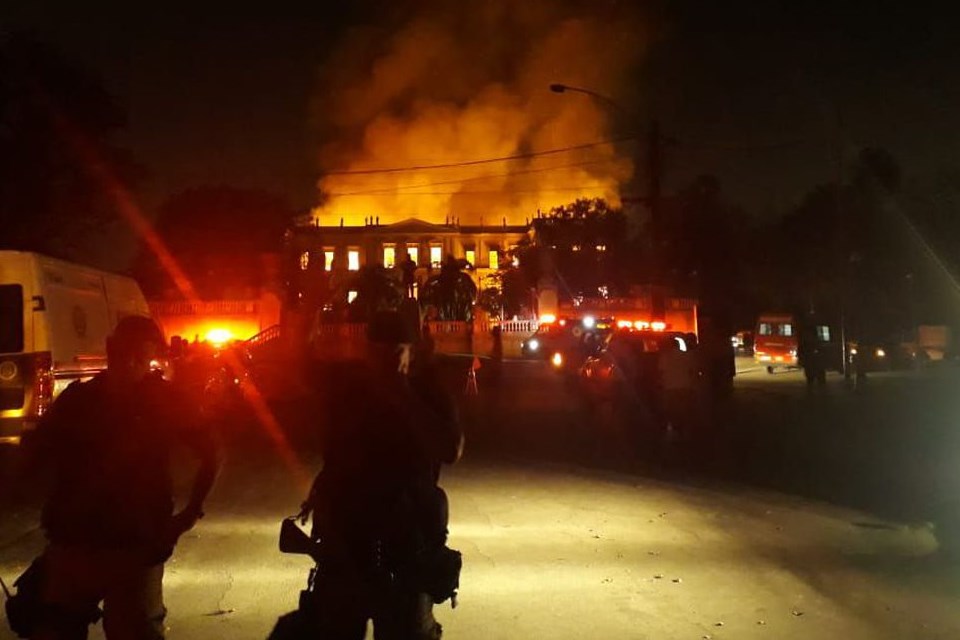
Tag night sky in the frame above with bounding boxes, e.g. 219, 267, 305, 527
3, 2, 957, 217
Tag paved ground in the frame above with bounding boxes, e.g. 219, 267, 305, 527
4, 357, 960, 638
3, 451, 958, 640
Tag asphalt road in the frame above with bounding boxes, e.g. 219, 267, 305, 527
3, 450, 957, 640
3, 358, 960, 638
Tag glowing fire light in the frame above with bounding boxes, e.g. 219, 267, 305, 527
205, 328, 234, 346
539, 314, 557, 324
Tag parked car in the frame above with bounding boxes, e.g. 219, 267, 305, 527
847, 340, 917, 373
731, 330, 754, 356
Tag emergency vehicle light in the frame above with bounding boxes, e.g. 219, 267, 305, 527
651, 321, 667, 332
539, 314, 557, 324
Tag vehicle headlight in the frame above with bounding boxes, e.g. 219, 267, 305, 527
528, 339, 539, 352
551, 352, 563, 367
876, 348, 886, 358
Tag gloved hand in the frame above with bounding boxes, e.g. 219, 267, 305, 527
167, 504, 204, 544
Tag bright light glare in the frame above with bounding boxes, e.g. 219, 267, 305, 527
583, 315, 596, 329
528, 339, 540, 352
205, 328, 233, 346
551, 352, 563, 367
876, 348, 886, 358
617, 320, 633, 329
634, 320, 650, 330
651, 321, 666, 331
539, 314, 557, 324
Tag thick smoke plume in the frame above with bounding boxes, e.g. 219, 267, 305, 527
311, 1, 650, 226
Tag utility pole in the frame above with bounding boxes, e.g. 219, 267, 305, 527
834, 108, 849, 379
648, 119, 666, 319
647, 119, 664, 245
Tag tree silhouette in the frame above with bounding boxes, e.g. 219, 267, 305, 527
419, 255, 477, 321
772, 148, 921, 339
136, 186, 295, 297
344, 264, 403, 322
0, 34, 142, 267
528, 198, 629, 298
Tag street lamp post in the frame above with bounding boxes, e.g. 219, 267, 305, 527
549, 83, 629, 116
549, 83, 670, 317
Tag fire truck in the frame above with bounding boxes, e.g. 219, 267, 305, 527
522, 294, 700, 377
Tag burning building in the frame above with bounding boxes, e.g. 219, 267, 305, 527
290, 1, 650, 311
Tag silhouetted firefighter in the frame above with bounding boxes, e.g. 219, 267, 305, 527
281, 309, 463, 639
798, 326, 827, 390
9, 316, 220, 639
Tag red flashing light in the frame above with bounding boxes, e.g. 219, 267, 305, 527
33, 352, 54, 417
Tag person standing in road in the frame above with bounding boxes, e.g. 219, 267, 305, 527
798, 328, 827, 391
16, 316, 220, 640
657, 336, 700, 442
298, 310, 463, 639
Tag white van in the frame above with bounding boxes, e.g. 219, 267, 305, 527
0, 251, 153, 444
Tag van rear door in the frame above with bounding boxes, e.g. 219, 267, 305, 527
0, 284, 23, 356
1, 284, 26, 413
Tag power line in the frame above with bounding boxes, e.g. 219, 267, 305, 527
321, 136, 639, 176
328, 186, 621, 196
326, 158, 624, 197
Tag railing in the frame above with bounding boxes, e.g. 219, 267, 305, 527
246, 324, 281, 348
426, 321, 467, 335
149, 300, 260, 316
312, 323, 367, 338
500, 320, 538, 334
558, 297, 698, 312
312, 319, 538, 338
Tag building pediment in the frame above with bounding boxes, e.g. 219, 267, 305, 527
384, 218, 454, 233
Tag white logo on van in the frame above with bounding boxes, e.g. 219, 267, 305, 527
0, 361, 17, 381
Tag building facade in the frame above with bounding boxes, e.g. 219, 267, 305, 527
285, 217, 531, 298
